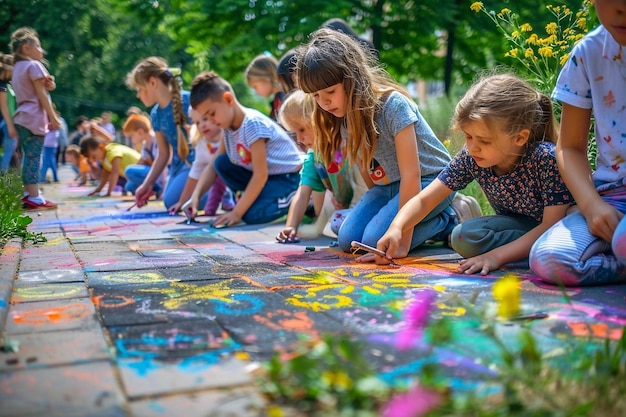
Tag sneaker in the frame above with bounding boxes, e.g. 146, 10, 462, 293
450, 194, 482, 223
22, 196, 57, 210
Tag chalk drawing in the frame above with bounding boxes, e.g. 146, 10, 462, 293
214, 294, 265, 315
136, 299, 217, 321
98, 271, 171, 285
12, 303, 89, 325
12, 285, 83, 302
92, 294, 136, 309
253, 309, 316, 335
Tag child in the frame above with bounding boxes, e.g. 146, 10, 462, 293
80, 136, 140, 196
10, 27, 61, 210
126, 57, 192, 210
295, 28, 456, 253
245, 54, 285, 121
276, 90, 366, 242
121, 114, 163, 197
64, 144, 90, 185
378, 74, 573, 275
0, 52, 18, 173
169, 109, 234, 216
530, 0, 626, 286
188, 71, 303, 227
39, 107, 59, 183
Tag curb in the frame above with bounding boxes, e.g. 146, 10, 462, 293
0, 238, 21, 347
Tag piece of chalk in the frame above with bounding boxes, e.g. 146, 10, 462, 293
305, 246, 315, 252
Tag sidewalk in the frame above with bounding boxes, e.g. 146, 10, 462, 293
1, 165, 625, 416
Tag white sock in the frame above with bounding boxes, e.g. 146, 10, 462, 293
28, 195, 46, 204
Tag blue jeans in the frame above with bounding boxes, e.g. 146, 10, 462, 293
337, 175, 456, 252
214, 154, 300, 224
1, 119, 18, 172
530, 181, 626, 286
40, 145, 58, 182
125, 164, 162, 196
17, 125, 43, 186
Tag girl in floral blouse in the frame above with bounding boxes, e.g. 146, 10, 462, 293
377, 73, 573, 275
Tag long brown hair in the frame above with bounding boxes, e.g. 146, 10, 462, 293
454, 73, 558, 145
126, 57, 189, 161
295, 28, 409, 171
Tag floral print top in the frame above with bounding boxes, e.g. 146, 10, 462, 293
438, 142, 573, 222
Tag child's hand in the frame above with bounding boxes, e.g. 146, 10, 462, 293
169, 201, 183, 215
213, 211, 242, 229
458, 254, 500, 276
581, 201, 623, 243
277, 227, 299, 243
44, 75, 56, 91
135, 184, 153, 208
376, 226, 408, 261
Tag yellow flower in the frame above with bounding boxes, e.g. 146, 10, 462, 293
497, 8, 511, 18
321, 370, 353, 390
524, 48, 534, 59
511, 30, 520, 39
492, 274, 520, 319
526, 34, 539, 45
520, 23, 533, 32
505, 48, 519, 58
470, 2, 483, 12
560, 53, 570, 66
576, 18, 587, 30
538, 46, 556, 58
545, 22, 557, 35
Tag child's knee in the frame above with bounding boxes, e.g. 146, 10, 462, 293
449, 224, 489, 258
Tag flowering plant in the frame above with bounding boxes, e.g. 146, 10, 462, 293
470, 1, 592, 98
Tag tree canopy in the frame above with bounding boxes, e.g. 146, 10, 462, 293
0, 0, 590, 127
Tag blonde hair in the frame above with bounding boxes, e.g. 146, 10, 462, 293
278, 90, 315, 132
122, 114, 152, 135
295, 28, 408, 170
0, 52, 13, 81
454, 73, 558, 145
10, 27, 41, 63
125, 57, 189, 161
245, 54, 283, 92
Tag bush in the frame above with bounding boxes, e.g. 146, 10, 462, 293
0, 170, 46, 249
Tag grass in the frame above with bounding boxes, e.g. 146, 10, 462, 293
0, 169, 46, 249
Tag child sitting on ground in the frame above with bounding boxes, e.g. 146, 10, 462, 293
189, 71, 303, 227
169, 109, 235, 216
121, 114, 163, 197
377, 73, 572, 275
276, 90, 366, 242
64, 144, 91, 185
80, 136, 140, 196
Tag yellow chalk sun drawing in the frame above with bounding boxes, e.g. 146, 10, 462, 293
140, 279, 264, 310
283, 268, 447, 312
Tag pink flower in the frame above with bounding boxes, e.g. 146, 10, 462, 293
382, 384, 443, 417
395, 289, 436, 350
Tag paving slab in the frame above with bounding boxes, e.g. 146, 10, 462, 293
0, 361, 125, 417
5, 298, 99, 335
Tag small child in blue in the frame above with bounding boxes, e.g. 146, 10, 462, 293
295, 28, 455, 253
378, 74, 573, 274
189, 71, 303, 227
530, 0, 626, 286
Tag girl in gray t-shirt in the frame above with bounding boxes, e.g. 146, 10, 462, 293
296, 28, 455, 253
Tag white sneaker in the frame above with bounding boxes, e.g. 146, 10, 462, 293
451, 193, 482, 223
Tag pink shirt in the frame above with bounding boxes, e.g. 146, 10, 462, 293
12, 60, 51, 136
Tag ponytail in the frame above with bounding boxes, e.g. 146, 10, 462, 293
168, 73, 190, 162
534, 93, 558, 144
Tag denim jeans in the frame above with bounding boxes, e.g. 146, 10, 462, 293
40, 145, 58, 182
214, 154, 300, 224
530, 181, 626, 286
336, 174, 456, 252
1, 119, 18, 172
17, 125, 43, 185
125, 164, 162, 196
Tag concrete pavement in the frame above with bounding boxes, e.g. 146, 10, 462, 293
1, 165, 625, 416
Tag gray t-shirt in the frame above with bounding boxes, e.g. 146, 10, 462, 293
352, 91, 451, 185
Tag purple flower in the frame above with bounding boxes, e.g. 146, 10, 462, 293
395, 289, 436, 350
382, 384, 443, 417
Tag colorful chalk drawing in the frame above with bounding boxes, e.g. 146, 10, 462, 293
11, 285, 84, 302
11, 303, 89, 325
97, 271, 172, 285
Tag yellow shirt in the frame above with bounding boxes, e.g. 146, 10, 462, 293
103, 143, 140, 178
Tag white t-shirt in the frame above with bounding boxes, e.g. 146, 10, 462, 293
552, 25, 626, 182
